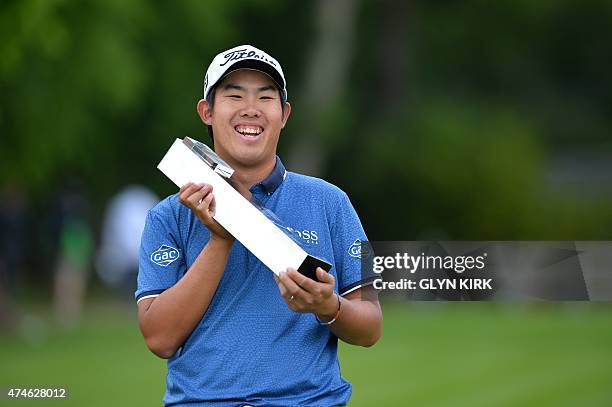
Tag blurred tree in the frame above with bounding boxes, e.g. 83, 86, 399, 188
0, 0, 276, 201
1, 0, 611, 252
286, 0, 358, 176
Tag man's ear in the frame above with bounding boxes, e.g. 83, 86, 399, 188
197, 99, 212, 125
281, 102, 291, 128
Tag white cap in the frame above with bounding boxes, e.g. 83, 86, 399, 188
203, 44, 287, 101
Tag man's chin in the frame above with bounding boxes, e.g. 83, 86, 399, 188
227, 152, 267, 168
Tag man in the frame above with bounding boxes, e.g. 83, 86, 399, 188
136, 45, 382, 407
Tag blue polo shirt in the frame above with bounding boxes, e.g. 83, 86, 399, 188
136, 156, 372, 407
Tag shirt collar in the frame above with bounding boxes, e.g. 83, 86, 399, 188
249, 156, 287, 196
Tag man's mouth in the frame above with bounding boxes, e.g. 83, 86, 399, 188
235, 125, 263, 139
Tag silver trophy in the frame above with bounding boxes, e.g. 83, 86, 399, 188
158, 137, 331, 281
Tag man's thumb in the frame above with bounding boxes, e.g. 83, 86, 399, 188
317, 267, 333, 283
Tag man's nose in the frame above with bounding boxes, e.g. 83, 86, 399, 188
240, 100, 261, 117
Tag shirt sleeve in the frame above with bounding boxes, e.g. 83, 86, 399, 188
135, 207, 185, 303
330, 191, 377, 296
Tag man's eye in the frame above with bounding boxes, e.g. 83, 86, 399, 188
260, 96, 273, 100
228, 95, 242, 99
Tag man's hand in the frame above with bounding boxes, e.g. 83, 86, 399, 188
274, 267, 339, 321
179, 182, 233, 241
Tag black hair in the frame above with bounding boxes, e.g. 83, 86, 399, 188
205, 88, 216, 145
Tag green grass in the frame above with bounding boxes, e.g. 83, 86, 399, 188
341, 302, 612, 407
0, 303, 165, 406
1, 302, 611, 406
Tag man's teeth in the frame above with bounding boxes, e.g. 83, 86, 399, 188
236, 126, 262, 136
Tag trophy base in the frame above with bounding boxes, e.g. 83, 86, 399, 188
298, 255, 332, 282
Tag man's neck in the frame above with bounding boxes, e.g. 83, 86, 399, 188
224, 157, 276, 192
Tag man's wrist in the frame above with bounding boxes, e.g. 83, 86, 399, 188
315, 293, 340, 321
208, 235, 234, 250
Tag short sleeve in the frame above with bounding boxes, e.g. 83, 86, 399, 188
135, 208, 185, 303
330, 192, 376, 296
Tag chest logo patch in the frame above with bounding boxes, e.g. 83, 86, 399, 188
150, 244, 180, 267
286, 226, 319, 245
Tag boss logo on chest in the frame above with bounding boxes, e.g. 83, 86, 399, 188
286, 227, 320, 245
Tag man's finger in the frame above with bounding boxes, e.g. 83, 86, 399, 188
274, 274, 288, 297
279, 270, 308, 298
181, 184, 209, 206
179, 183, 200, 202
197, 191, 214, 213
286, 268, 319, 292
188, 185, 212, 208
316, 267, 334, 285
179, 182, 193, 193
208, 193, 217, 216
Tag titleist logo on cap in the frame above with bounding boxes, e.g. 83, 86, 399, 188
203, 44, 287, 100
220, 48, 278, 67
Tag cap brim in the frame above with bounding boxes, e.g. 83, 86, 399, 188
220, 59, 285, 94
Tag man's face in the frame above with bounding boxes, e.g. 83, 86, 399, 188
198, 69, 291, 169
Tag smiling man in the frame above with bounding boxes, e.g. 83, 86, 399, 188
136, 45, 382, 407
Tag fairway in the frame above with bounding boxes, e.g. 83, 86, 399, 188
1, 302, 611, 406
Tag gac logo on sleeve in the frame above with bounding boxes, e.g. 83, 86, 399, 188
348, 239, 371, 259
150, 244, 180, 267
